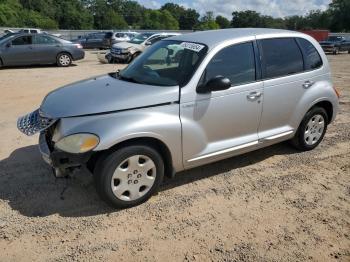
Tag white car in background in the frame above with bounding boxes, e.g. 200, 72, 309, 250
107, 32, 181, 63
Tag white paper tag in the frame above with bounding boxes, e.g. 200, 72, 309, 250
180, 42, 205, 52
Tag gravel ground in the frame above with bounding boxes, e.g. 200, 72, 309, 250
0, 51, 349, 262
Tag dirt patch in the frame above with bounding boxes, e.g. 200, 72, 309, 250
0, 51, 349, 261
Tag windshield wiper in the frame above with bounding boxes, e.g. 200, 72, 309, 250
119, 74, 144, 84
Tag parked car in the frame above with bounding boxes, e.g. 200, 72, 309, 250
0, 33, 84, 67
319, 36, 350, 54
102, 31, 139, 49
74, 32, 110, 49
17, 28, 339, 208
19, 28, 42, 34
0, 31, 18, 41
107, 32, 181, 63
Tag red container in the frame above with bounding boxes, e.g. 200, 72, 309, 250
300, 30, 329, 42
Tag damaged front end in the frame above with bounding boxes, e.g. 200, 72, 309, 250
17, 109, 93, 177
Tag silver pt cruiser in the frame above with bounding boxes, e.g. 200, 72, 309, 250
18, 29, 339, 208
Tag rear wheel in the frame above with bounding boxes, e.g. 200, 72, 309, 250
94, 145, 164, 208
57, 53, 72, 67
290, 107, 328, 151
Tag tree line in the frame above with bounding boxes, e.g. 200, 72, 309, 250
0, 0, 349, 32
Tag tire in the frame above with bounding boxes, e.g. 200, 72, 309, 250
0, 58, 3, 69
127, 52, 140, 63
105, 53, 114, 64
94, 145, 164, 208
333, 47, 339, 55
348, 50, 350, 54
290, 107, 328, 151
57, 53, 72, 67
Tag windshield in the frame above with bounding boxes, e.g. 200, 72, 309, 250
0, 33, 16, 42
129, 33, 153, 44
119, 40, 208, 87
326, 36, 343, 42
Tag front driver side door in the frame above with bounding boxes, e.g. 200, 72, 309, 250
181, 41, 264, 168
2, 35, 34, 66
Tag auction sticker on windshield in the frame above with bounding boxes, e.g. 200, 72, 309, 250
180, 42, 205, 52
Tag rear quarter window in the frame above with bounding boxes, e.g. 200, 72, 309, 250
260, 38, 304, 79
296, 38, 323, 70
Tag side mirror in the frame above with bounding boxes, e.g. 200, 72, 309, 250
6, 42, 11, 48
197, 76, 231, 93
145, 41, 152, 46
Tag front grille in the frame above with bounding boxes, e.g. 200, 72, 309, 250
17, 109, 56, 136
111, 48, 122, 54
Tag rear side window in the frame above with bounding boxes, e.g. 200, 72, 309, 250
12, 36, 32, 45
33, 35, 59, 45
204, 42, 256, 86
260, 38, 303, 79
296, 38, 323, 70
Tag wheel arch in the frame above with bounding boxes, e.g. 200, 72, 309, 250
88, 136, 174, 178
309, 100, 333, 124
56, 51, 73, 60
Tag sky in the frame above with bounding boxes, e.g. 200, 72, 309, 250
136, 0, 332, 18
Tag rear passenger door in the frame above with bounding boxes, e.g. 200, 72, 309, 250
257, 37, 323, 141
32, 35, 60, 63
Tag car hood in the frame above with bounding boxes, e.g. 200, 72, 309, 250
40, 74, 179, 118
112, 42, 143, 50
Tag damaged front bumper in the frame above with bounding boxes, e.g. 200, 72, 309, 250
39, 132, 92, 177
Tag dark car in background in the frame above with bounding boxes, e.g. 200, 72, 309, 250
102, 31, 139, 49
319, 36, 350, 55
0, 33, 85, 67
74, 32, 111, 49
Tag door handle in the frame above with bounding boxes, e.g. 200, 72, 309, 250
303, 80, 314, 89
247, 91, 262, 100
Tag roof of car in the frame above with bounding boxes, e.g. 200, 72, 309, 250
168, 28, 302, 50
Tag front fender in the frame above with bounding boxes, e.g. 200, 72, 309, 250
53, 104, 183, 171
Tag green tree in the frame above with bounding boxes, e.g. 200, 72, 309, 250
21, 9, 58, 29
215, 15, 230, 28
196, 11, 220, 30
231, 10, 264, 27
161, 3, 199, 29
329, 0, 350, 32
0, 0, 22, 27
55, 0, 93, 29
305, 10, 331, 30
284, 15, 306, 30
141, 9, 178, 30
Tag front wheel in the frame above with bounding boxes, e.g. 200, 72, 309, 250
290, 107, 328, 151
94, 145, 164, 208
333, 47, 339, 55
57, 53, 72, 67
127, 52, 140, 63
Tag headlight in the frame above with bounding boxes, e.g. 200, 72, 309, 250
55, 133, 99, 153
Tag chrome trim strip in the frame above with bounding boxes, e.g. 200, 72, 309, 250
187, 140, 259, 162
